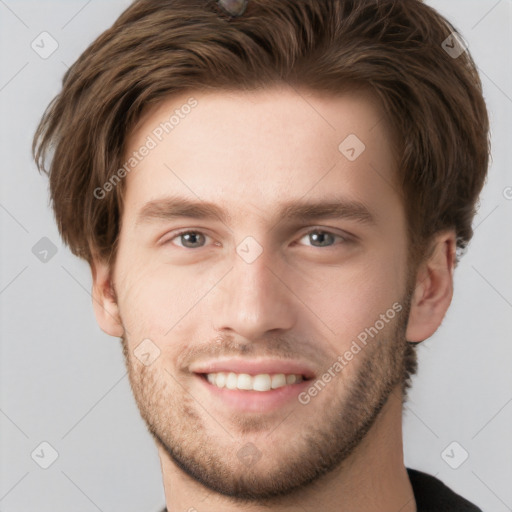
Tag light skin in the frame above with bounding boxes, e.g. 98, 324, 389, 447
91, 85, 456, 511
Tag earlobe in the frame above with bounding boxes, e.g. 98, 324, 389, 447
91, 258, 124, 337
405, 231, 456, 343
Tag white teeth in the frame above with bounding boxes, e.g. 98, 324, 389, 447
204, 372, 304, 392
271, 373, 287, 389
253, 374, 272, 391
216, 372, 227, 388
237, 373, 253, 390
226, 372, 238, 390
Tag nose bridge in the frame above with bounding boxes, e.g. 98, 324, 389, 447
213, 238, 296, 338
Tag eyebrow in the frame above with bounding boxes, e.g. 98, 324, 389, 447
135, 195, 377, 227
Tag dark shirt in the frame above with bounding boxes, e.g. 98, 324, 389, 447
158, 467, 483, 511
407, 468, 483, 511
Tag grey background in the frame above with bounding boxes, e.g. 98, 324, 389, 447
1, 1, 511, 511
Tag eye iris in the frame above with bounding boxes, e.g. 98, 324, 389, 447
181, 232, 204, 248
310, 231, 334, 247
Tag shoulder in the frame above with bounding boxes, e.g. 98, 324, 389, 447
407, 467, 483, 511
157, 470, 484, 512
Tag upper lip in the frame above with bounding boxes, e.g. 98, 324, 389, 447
190, 358, 316, 379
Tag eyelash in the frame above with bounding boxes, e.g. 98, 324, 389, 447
162, 228, 352, 249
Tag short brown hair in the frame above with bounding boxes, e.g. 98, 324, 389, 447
32, 0, 490, 394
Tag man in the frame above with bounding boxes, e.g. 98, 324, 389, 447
32, 0, 489, 510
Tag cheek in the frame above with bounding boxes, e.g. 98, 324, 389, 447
114, 255, 222, 339
113, 255, 173, 337
300, 247, 406, 341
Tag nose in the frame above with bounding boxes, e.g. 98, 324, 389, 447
211, 244, 297, 340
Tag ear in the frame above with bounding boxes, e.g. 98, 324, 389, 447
90, 257, 124, 337
405, 230, 457, 343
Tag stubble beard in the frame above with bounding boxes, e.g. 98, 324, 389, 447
119, 291, 413, 504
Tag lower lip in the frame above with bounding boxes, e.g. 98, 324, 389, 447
195, 374, 311, 413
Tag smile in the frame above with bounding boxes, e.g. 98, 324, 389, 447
205, 372, 305, 392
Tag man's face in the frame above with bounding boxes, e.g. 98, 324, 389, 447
110, 86, 414, 500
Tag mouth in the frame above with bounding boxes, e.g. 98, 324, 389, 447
190, 358, 316, 412
193, 370, 314, 413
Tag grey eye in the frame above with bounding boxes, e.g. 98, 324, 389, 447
176, 231, 207, 249
307, 230, 337, 248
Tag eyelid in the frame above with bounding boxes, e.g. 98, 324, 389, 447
158, 228, 212, 246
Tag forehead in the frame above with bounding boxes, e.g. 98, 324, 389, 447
120, 86, 400, 226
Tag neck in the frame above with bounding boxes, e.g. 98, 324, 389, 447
157, 384, 416, 512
